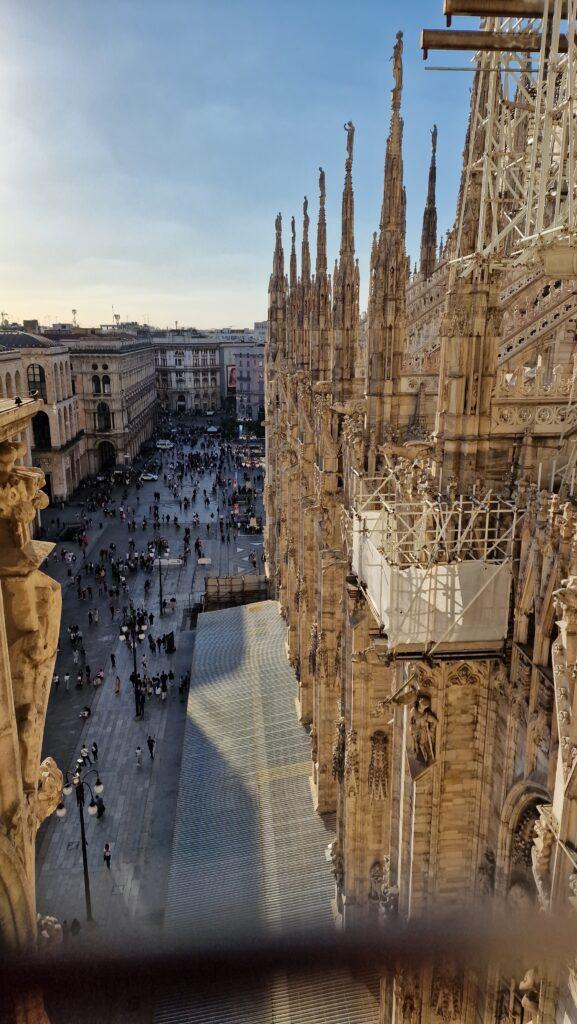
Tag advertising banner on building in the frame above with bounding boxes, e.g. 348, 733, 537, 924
227, 365, 237, 392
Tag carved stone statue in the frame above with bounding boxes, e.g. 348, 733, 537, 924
391, 31, 403, 105
409, 693, 437, 766
368, 861, 383, 901
344, 120, 355, 166
309, 725, 318, 763
519, 968, 540, 1024
344, 728, 359, 797
368, 731, 388, 801
332, 717, 346, 783
531, 804, 555, 909
0, 435, 63, 1023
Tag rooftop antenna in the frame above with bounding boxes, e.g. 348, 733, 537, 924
72, 308, 78, 327
175, 320, 178, 331
113, 314, 120, 328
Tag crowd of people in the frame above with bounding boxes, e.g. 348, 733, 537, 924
44, 417, 265, 883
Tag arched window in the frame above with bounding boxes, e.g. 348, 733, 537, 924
63, 406, 70, 441
92, 375, 101, 395
0, 376, 4, 399
32, 411, 51, 449
59, 363, 66, 399
5, 373, 13, 399
102, 374, 111, 395
96, 401, 112, 432
174, 349, 185, 367
27, 364, 47, 402
14, 370, 21, 396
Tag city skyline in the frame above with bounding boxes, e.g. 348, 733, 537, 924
1, 0, 473, 328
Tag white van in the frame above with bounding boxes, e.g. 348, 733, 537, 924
156, 440, 174, 450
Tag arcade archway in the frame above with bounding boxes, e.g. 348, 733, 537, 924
98, 441, 116, 470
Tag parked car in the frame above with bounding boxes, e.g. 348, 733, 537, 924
140, 471, 159, 482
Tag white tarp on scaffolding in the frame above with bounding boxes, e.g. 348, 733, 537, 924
352, 518, 511, 651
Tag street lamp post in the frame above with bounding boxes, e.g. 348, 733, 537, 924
119, 606, 148, 718
56, 764, 104, 923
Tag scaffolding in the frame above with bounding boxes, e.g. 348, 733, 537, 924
423, 1, 577, 273
351, 481, 522, 653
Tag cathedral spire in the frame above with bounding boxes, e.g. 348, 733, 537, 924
290, 215, 297, 290
267, 211, 287, 364
379, 31, 404, 240
366, 31, 407, 457
316, 167, 327, 276
301, 197, 311, 285
340, 121, 355, 260
419, 124, 438, 279
333, 121, 359, 401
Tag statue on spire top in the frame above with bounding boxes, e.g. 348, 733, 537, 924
391, 31, 403, 108
275, 212, 282, 238
344, 121, 355, 166
319, 167, 326, 203
303, 196, 309, 232
291, 216, 296, 246
431, 123, 438, 156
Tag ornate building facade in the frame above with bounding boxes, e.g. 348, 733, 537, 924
0, 331, 86, 501
265, 23, 577, 1024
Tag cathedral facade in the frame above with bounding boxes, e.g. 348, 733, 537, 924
264, 25, 577, 1024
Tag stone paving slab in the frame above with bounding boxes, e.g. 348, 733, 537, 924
155, 601, 377, 1024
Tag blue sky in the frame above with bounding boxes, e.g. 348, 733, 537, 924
0, 0, 475, 329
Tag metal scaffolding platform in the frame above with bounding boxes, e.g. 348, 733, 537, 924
351, 482, 522, 654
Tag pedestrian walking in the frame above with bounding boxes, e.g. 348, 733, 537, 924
110, 653, 116, 670
147, 735, 155, 760
64, 672, 70, 691
103, 843, 111, 869
115, 675, 121, 695
91, 741, 98, 762
52, 673, 59, 693
80, 745, 91, 766
136, 745, 142, 768
96, 796, 106, 819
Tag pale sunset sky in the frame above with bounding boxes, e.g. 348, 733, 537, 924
1, 1, 475, 329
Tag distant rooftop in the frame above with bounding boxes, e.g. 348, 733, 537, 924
0, 330, 60, 351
